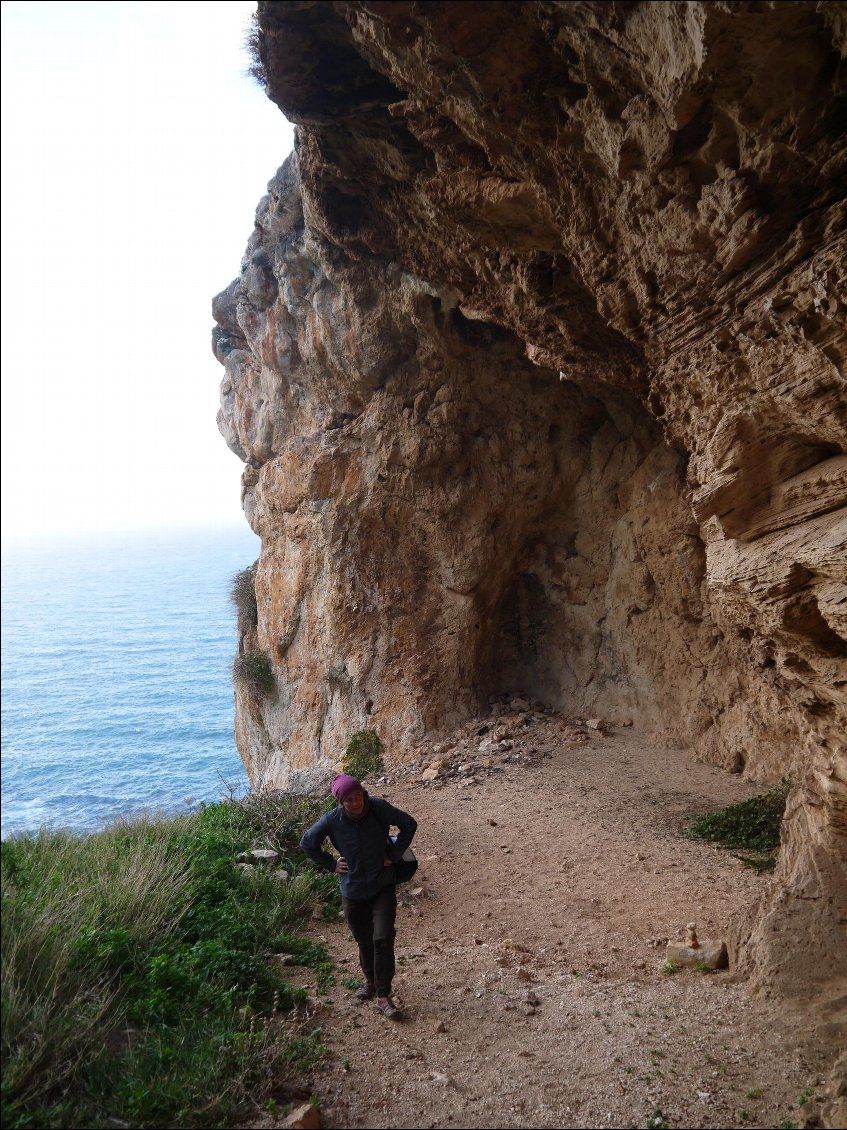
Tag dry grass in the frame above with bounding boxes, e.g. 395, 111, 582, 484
232, 650, 275, 706
1, 801, 337, 1127
229, 562, 259, 635
1, 819, 195, 1107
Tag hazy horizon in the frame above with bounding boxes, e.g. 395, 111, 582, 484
0, 514, 260, 551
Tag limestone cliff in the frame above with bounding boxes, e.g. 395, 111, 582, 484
214, 2, 845, 1015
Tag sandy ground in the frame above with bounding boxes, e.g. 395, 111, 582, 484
262, 707, 835, 1130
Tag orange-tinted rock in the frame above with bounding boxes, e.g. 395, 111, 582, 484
214, 0, 846, 1040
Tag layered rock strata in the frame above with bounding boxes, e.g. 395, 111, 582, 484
215, 1, 846, 1012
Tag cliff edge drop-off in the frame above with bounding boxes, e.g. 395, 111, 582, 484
213, 1, 845, 1031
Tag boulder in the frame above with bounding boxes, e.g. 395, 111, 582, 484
282, 1101, 320, 1130
666, 939, 728, 971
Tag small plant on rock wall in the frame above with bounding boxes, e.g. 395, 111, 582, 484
212, 324, 234, 357
230, 562, 259, 634
244, 12, 266, 87
342, 730, 383, 780
232, 650, 275, 706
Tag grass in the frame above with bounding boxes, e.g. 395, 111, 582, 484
342, 730, 384, 780
1, 794, 338, 1129
277, 935, 337, 993
683, 784, 788, 869
232, 650, 275, 706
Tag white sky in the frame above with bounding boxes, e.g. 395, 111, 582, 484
1, 1, 294, 541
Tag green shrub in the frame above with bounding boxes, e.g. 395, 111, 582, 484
1, 799, 337, 1129
232, 650, 275, 705
342, 729, 384, 780
684, 784, 788, 857
230, 562, 258, 633
235, 791, 333, 861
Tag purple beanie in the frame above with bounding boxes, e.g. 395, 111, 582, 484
331, 773, 362, 802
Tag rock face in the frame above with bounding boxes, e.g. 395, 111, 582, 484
214, 2, 845, 1012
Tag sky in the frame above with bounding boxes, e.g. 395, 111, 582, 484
1, 1, 294, 541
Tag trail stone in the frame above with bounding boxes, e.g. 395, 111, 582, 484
480, 737, 509, 754
666, 938, 728, 970
250, 848, 280, 865
283, 1101, 320, 1129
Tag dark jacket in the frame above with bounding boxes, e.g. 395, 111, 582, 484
299, 793, 417, 900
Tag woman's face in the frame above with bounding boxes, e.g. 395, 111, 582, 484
341, 788, 365, 816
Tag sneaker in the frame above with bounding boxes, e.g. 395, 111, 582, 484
354, 982, 375, 1001
375, 997, 401, 1019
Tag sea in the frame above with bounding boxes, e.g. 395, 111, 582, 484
1, 524, 262, 839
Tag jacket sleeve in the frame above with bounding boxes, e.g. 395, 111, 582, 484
299, 812, 338, 873
378, 799, 417, 862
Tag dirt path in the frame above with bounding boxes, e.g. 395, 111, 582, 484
271, 709, 831, 1129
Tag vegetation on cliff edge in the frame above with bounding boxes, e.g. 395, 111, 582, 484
232, 650, 275, 705
1, 795, 337, 1129
229, 562, 259, 634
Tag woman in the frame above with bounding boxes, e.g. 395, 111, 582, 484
300, 773, 417, 1018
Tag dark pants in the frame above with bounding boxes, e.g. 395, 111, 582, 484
342, 885, 397, 997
